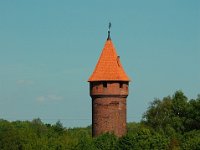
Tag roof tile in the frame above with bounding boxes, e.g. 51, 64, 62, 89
88, 39, 130, 82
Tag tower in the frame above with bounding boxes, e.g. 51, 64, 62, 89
88, 24, 130, 137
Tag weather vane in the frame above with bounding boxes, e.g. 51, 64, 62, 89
107, 22, 112, 40
109, 22, 111, 31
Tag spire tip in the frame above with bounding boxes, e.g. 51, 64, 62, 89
107, 22, 111, 40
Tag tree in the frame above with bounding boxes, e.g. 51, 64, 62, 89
142, 91, 193, 133
74, 131, 95, 150
181, 130, 200, 150
117, 127, 169, 150
185, 98, 200, 131
94, 133, 117, 150
142, 96, 173, 130
53, 120, 64, 134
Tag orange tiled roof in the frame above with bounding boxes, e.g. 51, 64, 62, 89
88, 39, 130, 82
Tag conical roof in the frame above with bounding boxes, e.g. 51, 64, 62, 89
88, 39, 130, 82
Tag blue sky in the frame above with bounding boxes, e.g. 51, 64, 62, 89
0, 0, 199, 127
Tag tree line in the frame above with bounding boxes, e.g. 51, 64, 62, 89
0, 91, 199, 149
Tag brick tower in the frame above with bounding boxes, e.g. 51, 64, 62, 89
88, 24, 130, 137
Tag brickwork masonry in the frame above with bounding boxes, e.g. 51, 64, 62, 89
90, 81, 128, 137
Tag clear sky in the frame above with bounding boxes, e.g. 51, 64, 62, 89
0, 0, 199, 127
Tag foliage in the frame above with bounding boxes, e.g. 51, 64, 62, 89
93, 133, 117, 150
181, 130, 200, 150
117, 127, 169, 150
142, 90, 200, 149
143, 91, 200, 133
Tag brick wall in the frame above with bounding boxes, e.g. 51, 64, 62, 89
90, 81, 128, 137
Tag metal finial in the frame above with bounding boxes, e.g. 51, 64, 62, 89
109, 22, 111, 31
107, 22, 111, 40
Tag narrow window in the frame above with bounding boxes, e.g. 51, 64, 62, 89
103, 82, 107, 88
120, 82, 123, 88
90, 83, 93, 91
